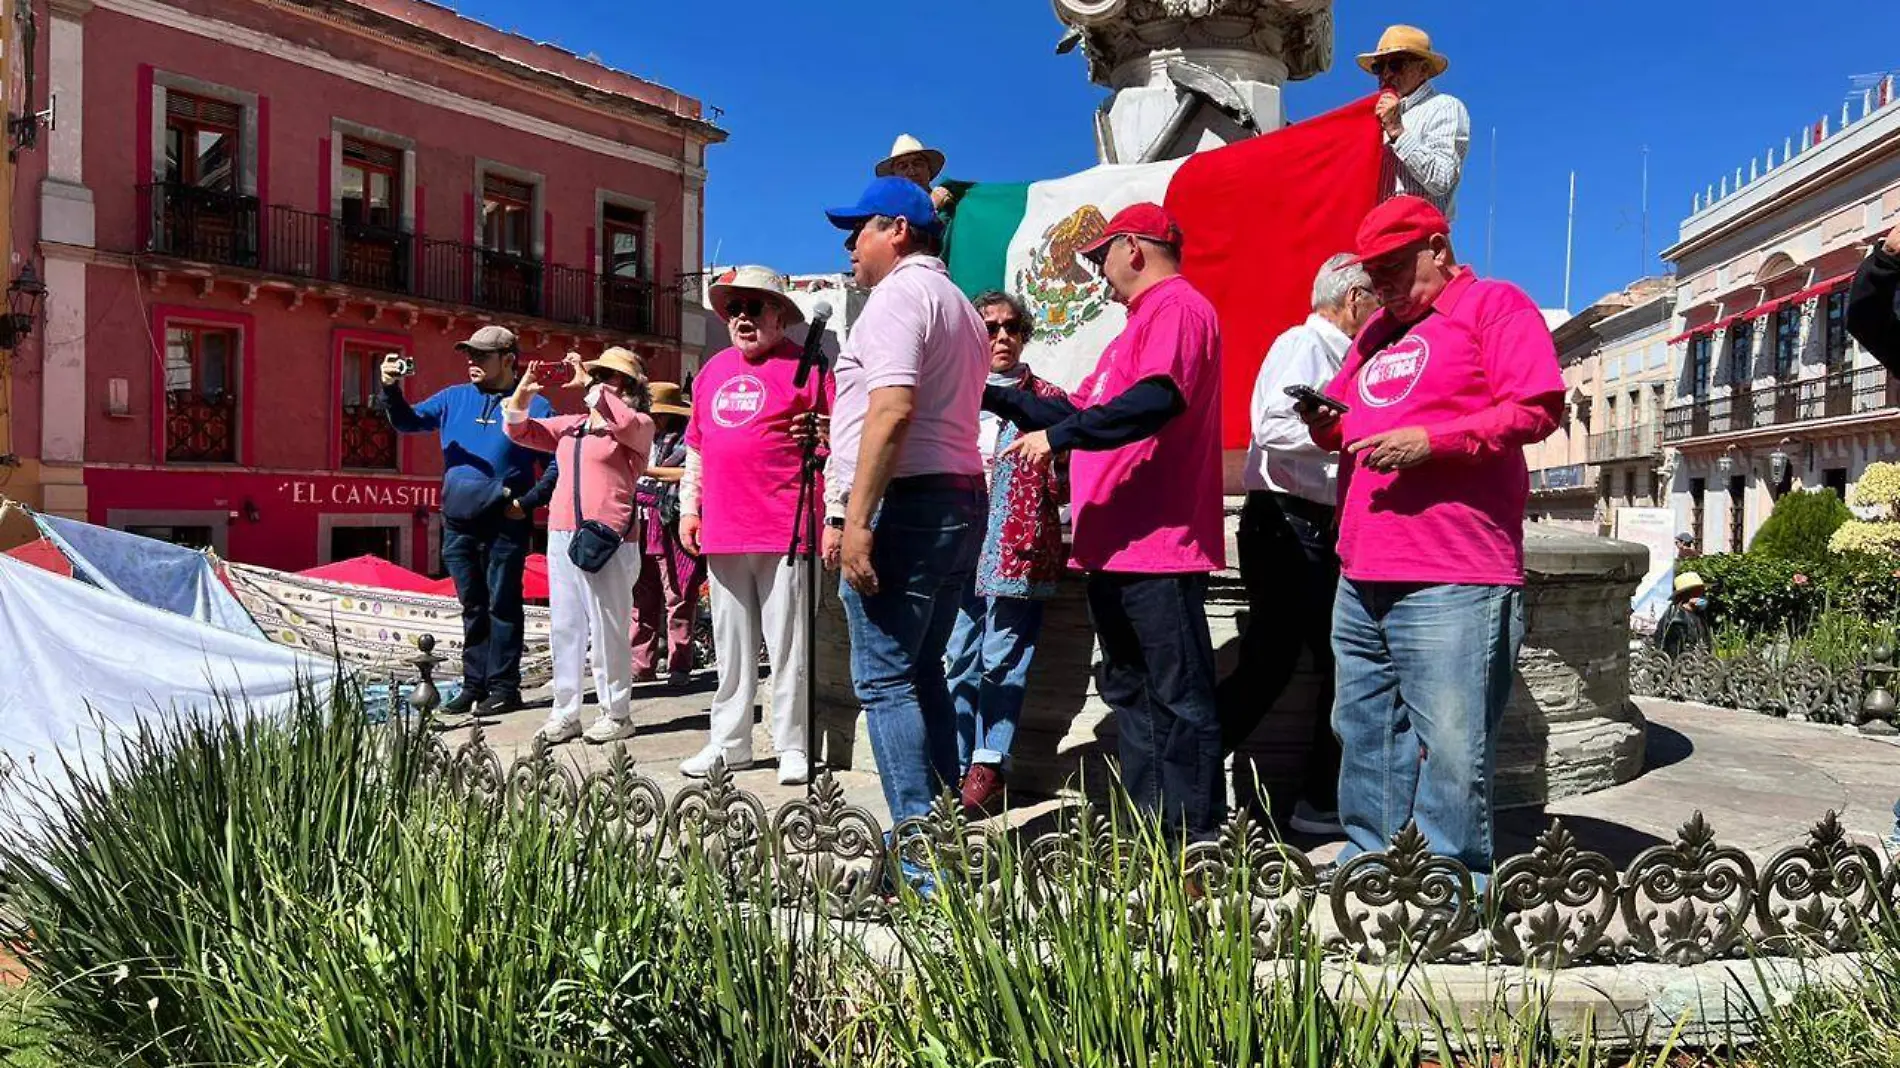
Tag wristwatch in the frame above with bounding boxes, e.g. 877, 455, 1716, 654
824, 516, 846, 530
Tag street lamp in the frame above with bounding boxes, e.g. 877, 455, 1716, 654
1717, 447, 1736, 475
1769, 445, 1791, 486
0, 264, 48, 349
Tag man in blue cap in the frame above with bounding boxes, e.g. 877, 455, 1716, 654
820, 176, 990, 830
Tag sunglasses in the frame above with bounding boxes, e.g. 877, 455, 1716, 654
986, 319, 1029, 339
724, 298, 767, 319
1369, 55, 1414, 76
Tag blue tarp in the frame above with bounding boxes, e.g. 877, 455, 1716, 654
35, 514, 264, 640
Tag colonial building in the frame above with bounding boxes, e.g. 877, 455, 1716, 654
7, 0, 723, 572
1528, 278, 1676, 533
1661, 76, 1899, 553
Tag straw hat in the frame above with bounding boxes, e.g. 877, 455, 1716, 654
582, 346, 646, 383
874, 133, 946, 183
1357, 25, 1449, 78
647, 381, 691, 418
707, 265, 804, 325
1674, 572, 1707, 596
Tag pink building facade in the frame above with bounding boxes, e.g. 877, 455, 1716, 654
9, 0, 723, 571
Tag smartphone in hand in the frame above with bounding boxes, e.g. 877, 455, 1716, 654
1284, 383, 1349, 414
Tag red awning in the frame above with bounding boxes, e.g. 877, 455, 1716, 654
1740, 294, 1796, 322
1792, 271, 1855, 305
298, 554, 440, 594
1667, 323, 1716, 345
4, 537, 73, 578
425, 552, 550, 601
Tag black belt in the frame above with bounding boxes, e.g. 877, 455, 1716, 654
1256, 490, 1335, 527
887, 473, 984, 494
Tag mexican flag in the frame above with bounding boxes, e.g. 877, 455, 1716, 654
944, 96, 1385, 448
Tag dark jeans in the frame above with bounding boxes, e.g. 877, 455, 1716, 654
839, 478, 987, 828
441, 512, 532, 697
1086, 571, 1225, 843
1217, 491, 1341, 813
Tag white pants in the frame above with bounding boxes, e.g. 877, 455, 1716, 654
546, 530, 640, 723
707, 552, 809, 755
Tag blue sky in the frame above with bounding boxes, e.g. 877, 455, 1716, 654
457, 0, 1900, 311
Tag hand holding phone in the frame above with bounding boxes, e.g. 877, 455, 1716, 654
1284, 384, 1349, 415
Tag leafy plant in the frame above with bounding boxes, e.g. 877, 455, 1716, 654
1751, 488, 1852, 561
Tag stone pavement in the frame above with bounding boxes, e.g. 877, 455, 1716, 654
462, 681, 1900, 863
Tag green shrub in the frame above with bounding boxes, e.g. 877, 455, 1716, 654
1694, 552, 1819, 635
1750, 488, 1852, 561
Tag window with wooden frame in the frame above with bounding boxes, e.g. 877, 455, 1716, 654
1727, 321, 1753, 387
1772, 305, 1800, 379
163, 324, 238, 464
164, 91, 240, 191
1824, 290, 1850, 368
601, 203, 646, 281
1688, 335, 1712, 397
341, 137, 401, 230
338, 342, 398, 470
481, 174, 534, 257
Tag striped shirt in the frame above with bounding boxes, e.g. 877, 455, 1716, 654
1381, 82, 1470, 222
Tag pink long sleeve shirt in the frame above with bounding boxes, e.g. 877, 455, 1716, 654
1316, 267, 1564, 586
504, 389, 655, 537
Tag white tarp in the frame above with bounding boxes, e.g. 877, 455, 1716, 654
0, 553, 337, 829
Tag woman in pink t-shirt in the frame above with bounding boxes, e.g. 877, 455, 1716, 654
503, 348, 655, 747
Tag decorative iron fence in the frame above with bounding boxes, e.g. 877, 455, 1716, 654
1629, 644, 1863, 724
163, 391, 238, 464
408, 720, 1900, 969
1663, 368, 1900, 442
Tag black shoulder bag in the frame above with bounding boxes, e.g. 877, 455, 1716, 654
566, 429, 635, 574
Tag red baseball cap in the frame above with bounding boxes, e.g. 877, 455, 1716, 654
1080, 202, 1184, 262
1347, 195, 1450, 265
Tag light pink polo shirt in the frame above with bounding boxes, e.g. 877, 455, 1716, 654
826, 255, 986, 504
1320, 267, 1565, 586
1067, 275, 1226, 574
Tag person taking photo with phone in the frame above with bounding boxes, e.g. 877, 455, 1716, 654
382, 326, 556, 726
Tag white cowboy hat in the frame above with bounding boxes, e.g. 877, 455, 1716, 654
1357, 25, 1450, 79
874, 133, 946, 182
707, 265, 804, 325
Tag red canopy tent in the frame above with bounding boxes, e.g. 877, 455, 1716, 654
4, 537, 73, 578
297, 555, 440, 594
425, 552, 550, 601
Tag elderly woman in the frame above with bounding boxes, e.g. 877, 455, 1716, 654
678, 266, 831, 786
945, 291, 1068, 814
503, 347, 655, 746
629, 380, 704, 688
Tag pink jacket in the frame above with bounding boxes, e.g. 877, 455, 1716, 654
504, 389, 654, 537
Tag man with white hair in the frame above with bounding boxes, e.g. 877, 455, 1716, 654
1220, 253, 1377, 835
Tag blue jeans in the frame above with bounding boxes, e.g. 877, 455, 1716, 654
840, 479, 986, 829
946, 585, 1047, 770
1086, 572, 1225, 843
441, 512, 532, 697
1332, 580, 1524, 873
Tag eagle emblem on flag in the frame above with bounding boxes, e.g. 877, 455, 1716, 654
1015, 204, 1110, 341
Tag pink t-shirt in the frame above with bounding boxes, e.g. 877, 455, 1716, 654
686, 338, 831, 555
825, 255, 986, 508
1067, 275, 1226, 574
1321, 268, 1565, 586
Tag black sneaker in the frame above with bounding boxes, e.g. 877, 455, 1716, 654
428, 689, 485, 731
480, 691, 524, 717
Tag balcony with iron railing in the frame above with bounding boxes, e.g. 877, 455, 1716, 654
1586, 423, 1660, 463
1662, 367, 1900, 442
135, 184, 681, 343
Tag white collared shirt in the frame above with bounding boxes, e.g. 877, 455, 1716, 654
1383, 82, 1470, 222
1242, 313, 1352, 505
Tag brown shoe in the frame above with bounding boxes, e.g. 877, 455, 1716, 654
960, 763, 1006, 817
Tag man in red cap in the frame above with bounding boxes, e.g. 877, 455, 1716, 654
1295, 195, 1563, 875
985, 202, 1227, 842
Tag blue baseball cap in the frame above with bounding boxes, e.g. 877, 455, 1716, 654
826, 176, 943, 236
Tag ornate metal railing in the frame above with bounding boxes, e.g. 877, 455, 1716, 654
139, 182, 260, 270
1630, 644, 1863, 725
338, 404, 397, 470
1586, 423, 1660, 463
1663, 368, 1900, 442
164, 390, 238, 464
408, 720, 1900, 969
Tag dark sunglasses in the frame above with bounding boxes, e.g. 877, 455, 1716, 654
1369, 55, 1414, 76
724, 298, 767, 319
986, 319, 1029, 339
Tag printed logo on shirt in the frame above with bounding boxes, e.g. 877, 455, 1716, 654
1358, 335, 1430, 408
710, 374, 768, 428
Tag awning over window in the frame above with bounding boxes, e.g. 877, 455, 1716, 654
1739, 294, 1796, 322
1791, 271, 1855, 305
1667, 322, 1716, 345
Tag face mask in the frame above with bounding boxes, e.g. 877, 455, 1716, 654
1689, 597, 1708, 611
585, 383, 605, 408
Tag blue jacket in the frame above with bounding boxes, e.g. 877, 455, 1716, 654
384, 382, 557, 521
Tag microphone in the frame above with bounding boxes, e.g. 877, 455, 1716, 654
793, 301, 834, 390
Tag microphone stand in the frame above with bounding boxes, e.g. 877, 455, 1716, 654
786, 342, 830, 797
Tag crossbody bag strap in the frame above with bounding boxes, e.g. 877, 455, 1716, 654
569, 425, 638, 540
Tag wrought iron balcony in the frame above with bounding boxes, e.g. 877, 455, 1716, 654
1586, 423, 1660, 463
1662, 367, 1900, 442
135, 185, 682, 344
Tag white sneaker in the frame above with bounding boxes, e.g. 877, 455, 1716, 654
679, 744, 753, 778
582, 716, 636, 745
533, 714, 583, 745
1289, 801, 1343, 836
777, 750, 810, 786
